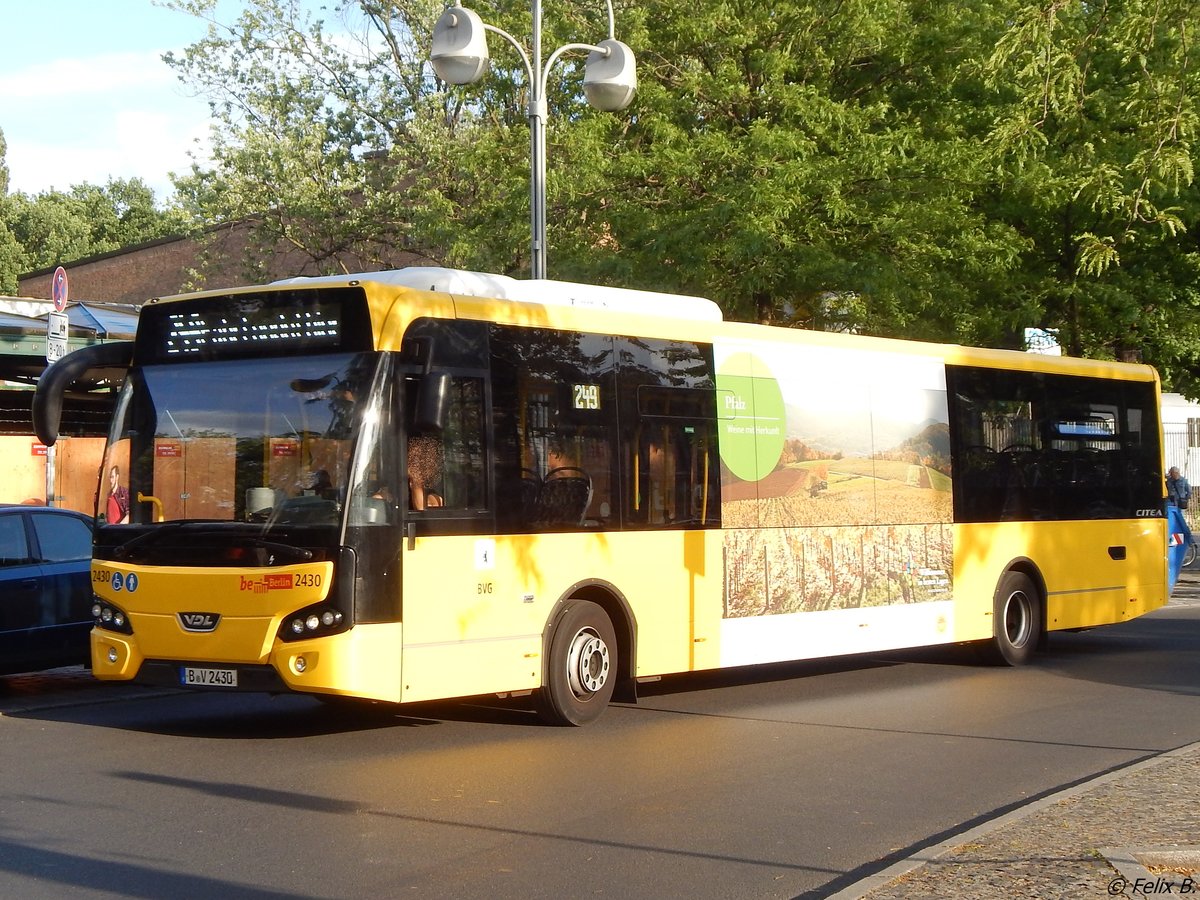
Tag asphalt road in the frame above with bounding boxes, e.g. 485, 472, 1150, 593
2, 593, 1199, 900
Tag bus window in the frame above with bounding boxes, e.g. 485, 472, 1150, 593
344, 358, 400, 528
403, 375, 488, 524
618, 338, 720, 530
491, 325, 617, 532
948, 367, 1161, 522
627, 413, 719, 528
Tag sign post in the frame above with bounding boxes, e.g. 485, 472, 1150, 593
51, 266, 68, 312
47, 266, 69, 364
46, 311, 69, 364
45, 266, 69, 506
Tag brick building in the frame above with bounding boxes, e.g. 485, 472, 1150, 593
18, 220, 432, 303
9, 220, 430, 512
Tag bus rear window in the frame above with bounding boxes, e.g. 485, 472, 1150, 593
948, 366, 1161, 521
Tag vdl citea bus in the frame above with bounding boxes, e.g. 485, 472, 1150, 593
33, 268, 1169, 724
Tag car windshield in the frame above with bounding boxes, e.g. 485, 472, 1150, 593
102, 352, 380, 533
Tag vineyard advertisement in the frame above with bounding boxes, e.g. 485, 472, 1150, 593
715, 342, 955, 665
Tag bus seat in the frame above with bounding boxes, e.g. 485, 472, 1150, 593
533, 467, 593, 527
520, 468, 541, 519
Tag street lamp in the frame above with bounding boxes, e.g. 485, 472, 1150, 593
430, 2, 637, 279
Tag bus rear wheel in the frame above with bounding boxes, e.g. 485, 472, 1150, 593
536, 600, 617, 726
987, 570, 1041, 666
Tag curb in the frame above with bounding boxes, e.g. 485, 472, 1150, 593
826, 740, 1200, 900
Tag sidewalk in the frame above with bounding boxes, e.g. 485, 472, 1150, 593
835, 573, 1200, 900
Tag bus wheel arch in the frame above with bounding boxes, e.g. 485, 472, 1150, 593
987, 564, 1045, 666
536, 581, 636, 726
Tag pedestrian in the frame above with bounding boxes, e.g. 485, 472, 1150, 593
1168, 466, 1191, 508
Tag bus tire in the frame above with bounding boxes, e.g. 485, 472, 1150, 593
987, 570, 1041, 666
536, 600, 617, 726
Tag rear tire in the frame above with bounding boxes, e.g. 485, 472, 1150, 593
986, 571, 1041, 666
536, 600, 617, 726
1184, 541, 1197, 568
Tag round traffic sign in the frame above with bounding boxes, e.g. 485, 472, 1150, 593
52, 266, 68, 311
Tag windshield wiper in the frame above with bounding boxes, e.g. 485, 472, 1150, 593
113, 522, 313, 563
112, 521, 187, 560
220, 534, 314, 563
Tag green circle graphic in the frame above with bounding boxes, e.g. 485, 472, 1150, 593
716, 351, 786, 482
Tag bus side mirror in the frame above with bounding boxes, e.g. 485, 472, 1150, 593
415, 371, 450, 432
33, 341, 134, 446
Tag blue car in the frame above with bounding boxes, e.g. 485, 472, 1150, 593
0, 506, 94, 676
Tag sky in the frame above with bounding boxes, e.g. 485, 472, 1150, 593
0, 0, 224, 204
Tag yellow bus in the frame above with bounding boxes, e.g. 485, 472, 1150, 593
34, 268, 1169, 724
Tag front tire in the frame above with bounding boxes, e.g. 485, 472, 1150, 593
986, 570, 1041, 666
536, 600, 617, 726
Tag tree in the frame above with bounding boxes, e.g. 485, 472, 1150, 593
982, 0, 1200, 391
165, 0, 447, 280
3, 179, 188, 273
0, 128, 26, 294
0, 176, 188, 292
568, 0, 1034, 341
163, 1, 1200, 391
0, 126, 9, 195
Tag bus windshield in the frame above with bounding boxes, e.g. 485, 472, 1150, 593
102, 352, 382, 535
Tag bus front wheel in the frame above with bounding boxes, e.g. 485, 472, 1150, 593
987, 571, 1041, 666
536, 600, 617, 726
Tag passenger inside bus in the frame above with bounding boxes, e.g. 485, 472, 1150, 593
407, 433, 444, 510
304, 469, 337, 501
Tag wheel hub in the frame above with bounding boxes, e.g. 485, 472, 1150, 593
566, 628, 610, 698
1003, 591, 1032, 647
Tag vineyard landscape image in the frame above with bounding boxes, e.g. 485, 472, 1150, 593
718, 344, 953, 627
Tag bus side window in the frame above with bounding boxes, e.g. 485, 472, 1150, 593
489, 325, 617, 533
630, 421, 718, 527
405, 375, 487, 514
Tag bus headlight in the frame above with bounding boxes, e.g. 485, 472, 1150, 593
279, 602, 347, 643
93, 598, 133, 635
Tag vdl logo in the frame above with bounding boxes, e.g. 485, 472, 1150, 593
178, 613, 220, 633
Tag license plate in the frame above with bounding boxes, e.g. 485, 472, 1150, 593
180, 666, 238, 687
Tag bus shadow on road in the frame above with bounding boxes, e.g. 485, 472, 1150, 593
1031, 609, 1200, 697
1, 674, 553, 735
630, 653, 905, 700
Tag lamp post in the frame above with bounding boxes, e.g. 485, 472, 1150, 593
430, 2, 636, 280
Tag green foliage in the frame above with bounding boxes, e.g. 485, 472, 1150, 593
165, 0, 446, 278
0, 129, 18, 293
163, 0, 1200, 392
981, 0, 1200, 389
2, 125, 188, 291
0, 127, 8, 196
0, 222, 22, 295
1, 179, 188, 277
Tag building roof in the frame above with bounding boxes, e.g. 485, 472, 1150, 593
0, 297, 138, 387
